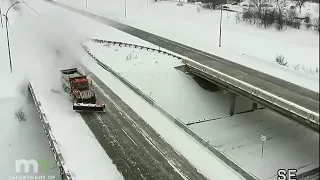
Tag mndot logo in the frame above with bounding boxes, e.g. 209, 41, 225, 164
15, 159, 48, 173
11, 159, 56, 180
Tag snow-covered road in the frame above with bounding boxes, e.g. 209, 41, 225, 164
79, 66, 214, 180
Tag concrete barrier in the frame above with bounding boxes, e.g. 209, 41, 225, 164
83, 45, 259, 180
28, 83, 73, 180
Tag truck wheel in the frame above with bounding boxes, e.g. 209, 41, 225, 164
62, 84, 67, 91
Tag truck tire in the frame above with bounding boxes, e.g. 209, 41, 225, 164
62, 84, 67, 91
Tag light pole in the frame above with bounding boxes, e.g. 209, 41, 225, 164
0, 8, 3, 28
85, 0, 87, 8
3, 1, 22, 73
124, 0, 127, 19
218, 0, 223, 47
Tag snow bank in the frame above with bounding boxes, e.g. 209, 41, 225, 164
0, 83, 61, 180
29, 82, 72, 179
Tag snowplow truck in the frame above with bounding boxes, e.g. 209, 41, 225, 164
60, 68, 105, 112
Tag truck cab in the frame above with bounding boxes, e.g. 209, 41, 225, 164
71, 77, 91, 91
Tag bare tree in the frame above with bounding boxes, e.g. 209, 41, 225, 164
294, 0, 307, 14
275, 0, 288, 30
235, 0, 241, 5
15, 108, 27, 122
275, 0, 288, 13
250, 0, 266, 9
275, 54, 288, 66
250, 0, 267, 24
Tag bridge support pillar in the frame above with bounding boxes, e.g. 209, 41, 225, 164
252, 102, 258, 111
229, 93, 236, 116
174, 64, 190, 73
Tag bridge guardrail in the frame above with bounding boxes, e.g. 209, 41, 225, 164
89, 38, 319, 127
28, 83, 73, 180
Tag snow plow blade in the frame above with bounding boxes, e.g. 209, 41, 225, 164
73, 103, 105, 112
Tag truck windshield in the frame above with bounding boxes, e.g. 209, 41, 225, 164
74, 82, 89, 90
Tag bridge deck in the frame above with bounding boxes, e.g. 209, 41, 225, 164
190, 54, 319, 114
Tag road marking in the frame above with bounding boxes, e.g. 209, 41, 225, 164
138, 128, 189, 180
140, 174, 147, 180
89, 77, 189, 180
152, 35, 234, 66
122, 129, 138, 147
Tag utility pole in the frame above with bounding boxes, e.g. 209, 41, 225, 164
218, 0, 223, 47
260, 135, 266, 158
4, 15, 12, 73
85, 0, 88, 8
0, 8, 3, 28
124, 0, 127, 18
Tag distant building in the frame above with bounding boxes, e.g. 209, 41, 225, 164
174, 0, 188, 2
200, 0, 234, 4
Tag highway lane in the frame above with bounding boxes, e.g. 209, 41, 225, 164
46, 0, 319, 115
79, 67, 209, 180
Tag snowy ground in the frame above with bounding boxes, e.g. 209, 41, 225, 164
85, 41, 319, 180
0, 76, 61, 179
0, 5, 61, 180
55, 0, 319, 92
0, 0, 248, 179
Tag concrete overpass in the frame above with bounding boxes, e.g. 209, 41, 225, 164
180, 60, 319, 132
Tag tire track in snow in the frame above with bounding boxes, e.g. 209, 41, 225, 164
79, 66, 208, 180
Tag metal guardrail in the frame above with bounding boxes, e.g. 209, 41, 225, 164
83, 44, 259, 180
90, 38, 184, 59
89, 38, 319, 128
28, 83, 73, 180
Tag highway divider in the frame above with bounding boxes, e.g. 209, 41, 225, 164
82, 43, 259, 180
28, 82, 73, 180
